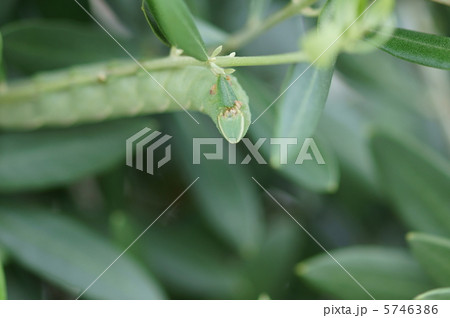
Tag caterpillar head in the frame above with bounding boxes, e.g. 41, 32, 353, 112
218, 101, 245, 144
206, 74, 250, 144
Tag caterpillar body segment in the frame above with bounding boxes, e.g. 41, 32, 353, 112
0, 62, 251, 143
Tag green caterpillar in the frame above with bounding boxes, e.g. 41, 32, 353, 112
0, 61, 251, 143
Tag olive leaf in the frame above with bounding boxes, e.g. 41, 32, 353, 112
0, 205, 166, 299
278, 136, 340, 192
408, 232, 450, 287
415, 288, 450, 300
246, 217, 303, 298
0, 20, 135, 73
142, 0, 208, 61
271, 61, 339, 192
297, 246, 433, 300
239, 73, 340, 193
141, 0, 170, 46
0, 0, 16, 25
0, 118, 152, 192
138, 221, 250, 299
273, 63, 335, 164
378, 28, 450, 70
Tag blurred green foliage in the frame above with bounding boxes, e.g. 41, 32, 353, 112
0, 0, 449, 300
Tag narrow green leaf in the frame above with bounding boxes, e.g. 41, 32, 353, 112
0, 205, 166, 299
274, 64, 334, 161
415, 288, 450, 300
171, 114, 265, 257
1, 20, 135, 73
143, 0, 208, 61
319, 106, 379, 195
272, 64, 339, 192
370, 130, 450, 236
0, 258, 6, 300
0, 118, 151, 192
109, 212, 250, 299
378, 28, 450, 70
278, 136, 340, 192
238, 72, 340, 192
141, 1, 170, 46
296, 246, 433, 300
0, 0, 16, 25
1, 267, 41, 300
408, 232, 450, 287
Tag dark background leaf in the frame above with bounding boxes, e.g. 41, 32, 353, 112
0, 117, 152, 192
0, 205, 166, 299
1, 20, 137, 74
370, 131, 450, 236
